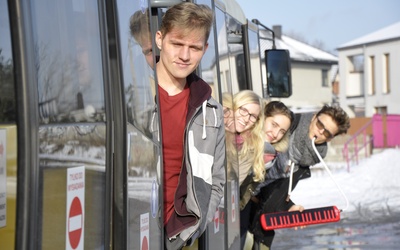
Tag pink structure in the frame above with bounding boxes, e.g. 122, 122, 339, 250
372, 114, 400, 148
343, 114, 400, 171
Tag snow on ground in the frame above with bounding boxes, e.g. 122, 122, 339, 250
290, 148, 400, 219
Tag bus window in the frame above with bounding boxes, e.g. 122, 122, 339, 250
33, 2, 106, 124
246, 22, 264, 97
30, 0, 107, 249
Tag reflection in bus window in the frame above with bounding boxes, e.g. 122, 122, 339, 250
124, 7, 156, 138
247, 26, 263, 97
0, 1, 15, 123
198, 2, 219, 101
215, 8, 230, 94
32, 0, 105, 124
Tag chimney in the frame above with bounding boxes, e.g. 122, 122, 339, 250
273, 25, 282, 39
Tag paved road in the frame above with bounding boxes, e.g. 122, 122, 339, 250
271, 211, 400, 249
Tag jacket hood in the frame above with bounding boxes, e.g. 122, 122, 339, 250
186, 73, 214, 139
186, 73, 212, 109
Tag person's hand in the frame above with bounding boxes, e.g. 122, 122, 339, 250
250, 196, 259, 203
288, 204, 304, 212
289, 204, 306, 230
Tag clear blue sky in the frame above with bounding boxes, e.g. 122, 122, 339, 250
234, 0, 400, 54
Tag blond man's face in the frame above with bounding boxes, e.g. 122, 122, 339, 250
155, 27, 208, 81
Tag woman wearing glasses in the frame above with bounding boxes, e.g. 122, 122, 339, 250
229, 90, 264, 187
222, 90, 263, 249
250, 104, 351, 249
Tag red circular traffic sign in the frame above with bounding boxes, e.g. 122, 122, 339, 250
141, 235, 149, 250
68, 196, 83, 249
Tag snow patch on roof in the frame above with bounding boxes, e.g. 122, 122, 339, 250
338, 21, 400, 49
259, 30, 338, 63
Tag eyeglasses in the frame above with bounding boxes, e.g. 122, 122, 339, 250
238, 106, 258, 123
142, 48, 152, 56
223, 107, 231, 118
316, 117, 333, 139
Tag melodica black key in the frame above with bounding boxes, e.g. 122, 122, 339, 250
260, 206, 340, 230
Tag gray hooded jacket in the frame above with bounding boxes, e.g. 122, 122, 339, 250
151, 73, 226, 249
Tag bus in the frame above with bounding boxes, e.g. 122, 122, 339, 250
0, 0, 291, 249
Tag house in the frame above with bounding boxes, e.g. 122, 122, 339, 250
337, 21, 400, 117
260, 26, 339, 113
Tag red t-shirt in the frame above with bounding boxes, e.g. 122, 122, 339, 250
158, 85, 190, 225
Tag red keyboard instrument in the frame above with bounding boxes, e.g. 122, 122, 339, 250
260, 206, 341, 230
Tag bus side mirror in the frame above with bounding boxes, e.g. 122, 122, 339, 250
265, 49, 292, 98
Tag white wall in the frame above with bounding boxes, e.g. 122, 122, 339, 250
339, 39, 400, 117
280, 62, 333, 111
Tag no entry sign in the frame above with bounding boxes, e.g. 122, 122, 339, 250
66, 167, 85, 250
68, 197, 83, 249
213, 207, 220, 233
140, 213, 149, 250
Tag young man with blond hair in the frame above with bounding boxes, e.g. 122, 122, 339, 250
151, 2, 226, 249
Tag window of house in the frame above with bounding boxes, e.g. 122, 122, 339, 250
383, 53, 390, 94
374, 106, 387, 115
322, 69, 329, 87
368, 56, 375, 95
349, 54, 364, 73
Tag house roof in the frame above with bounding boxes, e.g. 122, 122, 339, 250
259, 30, 338, 63
337, 21, 400, 50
